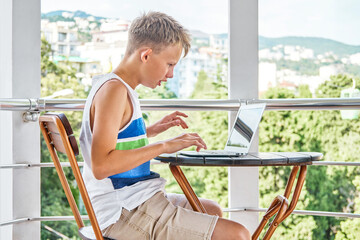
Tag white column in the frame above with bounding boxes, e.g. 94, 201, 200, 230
0, 1, 14, 239
0, 0, 41, 239
228, 0, 259, 234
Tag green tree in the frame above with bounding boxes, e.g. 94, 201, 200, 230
258, 74, 360, 239
41, 37, 87, 240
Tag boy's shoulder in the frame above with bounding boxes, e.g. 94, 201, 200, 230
95, 79, 128, 102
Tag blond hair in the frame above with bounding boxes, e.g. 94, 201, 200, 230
126, 11, 191, 57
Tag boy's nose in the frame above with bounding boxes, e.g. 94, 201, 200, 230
166, 69, 174, 78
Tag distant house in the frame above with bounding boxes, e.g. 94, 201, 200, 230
41, 19, 81, 57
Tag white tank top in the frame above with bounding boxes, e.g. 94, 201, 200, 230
79, 72, 166, 230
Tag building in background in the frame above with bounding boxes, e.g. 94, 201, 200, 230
42, 11, 360, 98
168, 30, 228, 98
41, 19, 81, 56
41, 13, 229, 98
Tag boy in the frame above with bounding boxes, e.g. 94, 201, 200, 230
80, 11, 250, 240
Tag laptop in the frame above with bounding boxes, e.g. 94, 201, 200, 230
179, 103, 266, 157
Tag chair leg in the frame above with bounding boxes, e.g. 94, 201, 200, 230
252, 196, 286, 240
279, 166, 307, 222
252, 165, 307, 240
262, 197, 289, 240
169, 164, 207, 213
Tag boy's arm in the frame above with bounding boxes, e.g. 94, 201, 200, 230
91, 82, 206, 180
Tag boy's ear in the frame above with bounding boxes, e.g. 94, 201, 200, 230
140, 48, 153, 63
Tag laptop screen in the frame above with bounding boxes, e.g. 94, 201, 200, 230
225, 104, 266, 154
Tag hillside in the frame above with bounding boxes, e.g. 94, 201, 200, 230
259, 36, 360, 57
41, 10, 360, 57
41, 10, 104, 21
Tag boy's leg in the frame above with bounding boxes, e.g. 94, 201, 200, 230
103, 191, 219, 240
212, 218, 251, 240
103, 192, 250, 240
167, 193, 250, 240
166, 193, 223, 217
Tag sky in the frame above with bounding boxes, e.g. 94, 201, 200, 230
259, 0, 360, 45
41, 0, 360, 45
41, 0, 228, 34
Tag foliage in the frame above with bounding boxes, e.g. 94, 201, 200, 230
41, 38, 87, 240
77, 31, 92, 43
335, 176, 360, 240
271, 59, 319, 76
258, 74, 360, 239
42, 15, 75, 22
316, 74, 360, 98
137, 83, 177, 100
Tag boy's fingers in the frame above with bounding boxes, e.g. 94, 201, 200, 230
192, 140, 205, 151
173, 117, 188, 128
172, 111, 188, 118
162, 118, 188, 130
182, 134, 207, 150
161, 119, 181, 130
188, 133, 207, 149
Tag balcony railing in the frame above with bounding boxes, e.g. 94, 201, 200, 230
2, 97, 360, 112
1, 97, 360, 227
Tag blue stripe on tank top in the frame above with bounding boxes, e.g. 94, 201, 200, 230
117, 117, 146, 139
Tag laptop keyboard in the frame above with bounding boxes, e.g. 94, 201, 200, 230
179, 150, 241, 157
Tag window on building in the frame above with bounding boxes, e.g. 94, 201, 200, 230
69, 33, 77, 42
69, 45, 78, 56
43, 31, 52, 42
58, 45, 67, 55
58, 32, 67, 42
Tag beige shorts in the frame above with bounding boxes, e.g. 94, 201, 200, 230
102, 191, 218, 240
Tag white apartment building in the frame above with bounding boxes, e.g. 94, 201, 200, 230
170, 47, 225, 98
349, 53, 360, 65
78, 19, 130, 75
258, 62, 277, 94
41, 19, 81, 56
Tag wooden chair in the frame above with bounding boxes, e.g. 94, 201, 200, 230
39, 113, 113, 240
169, 164, 307, 240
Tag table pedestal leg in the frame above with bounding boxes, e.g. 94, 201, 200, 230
169, 164, 207, 213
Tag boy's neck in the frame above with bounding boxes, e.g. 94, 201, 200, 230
112, 56, 140, 90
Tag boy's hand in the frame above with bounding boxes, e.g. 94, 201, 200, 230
147, 111, 189, 137
162, 133, 207, 153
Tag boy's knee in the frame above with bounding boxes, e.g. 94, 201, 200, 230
228, 223, 251, 240
236, 224, 251, 240
202, 199, 223, 217
213, 219, 251, 240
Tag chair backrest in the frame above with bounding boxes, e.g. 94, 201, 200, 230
39, 113, 104, 240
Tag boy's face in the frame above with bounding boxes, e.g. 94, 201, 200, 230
140, 44, 182, 89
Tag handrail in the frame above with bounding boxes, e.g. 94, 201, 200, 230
1, 161, 359, 169
223, 207, 360, 219
2, 208, 360, 227
1, 98, 360, 112
0, 162, 84, 169
0, 216, 90, 227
